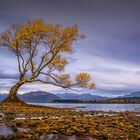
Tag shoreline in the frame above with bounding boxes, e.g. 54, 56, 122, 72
0, 102, 140, 139
29, 102, 140, 112
30, 102, 140, 104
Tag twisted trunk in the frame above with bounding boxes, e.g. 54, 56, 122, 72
3, 81, 25, 103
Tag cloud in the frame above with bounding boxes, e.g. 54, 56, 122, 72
0, 71, 19, 79
0, 0, 140, 96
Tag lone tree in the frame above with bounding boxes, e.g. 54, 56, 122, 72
0, 19, 95, 103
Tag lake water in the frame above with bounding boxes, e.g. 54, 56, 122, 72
0, 123, 13, 137
41, 134, 95, 140
30, 103, 140, 112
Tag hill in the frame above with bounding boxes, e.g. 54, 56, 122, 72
0, 94, 7, 102
19, 91, 60, 103
1, 91, 140, 103
56, 93, 108, 101
124, 91, 140, 98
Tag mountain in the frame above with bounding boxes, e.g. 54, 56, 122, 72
0, 94, 7, 101
56, 93, 108, 101
0, 91, 60, 103
1, 91, 140, 103
124, 91, 140, 98
0, 92, 107, 103
19, 91, 60, 103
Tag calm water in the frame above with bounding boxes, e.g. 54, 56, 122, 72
30, 103, 140, 112
0, 124, 13, 137
41, 134, 94, 140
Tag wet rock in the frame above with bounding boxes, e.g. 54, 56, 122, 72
17, 127, 30, 133
4, 112, 16, 121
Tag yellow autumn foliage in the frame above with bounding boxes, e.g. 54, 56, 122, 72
0, 18, 96, 101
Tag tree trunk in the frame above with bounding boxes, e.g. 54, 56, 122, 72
3, 81, 25, 103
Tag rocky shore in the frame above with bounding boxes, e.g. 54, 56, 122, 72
0, 102, 140, 140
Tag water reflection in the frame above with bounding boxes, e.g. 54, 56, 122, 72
41, 134, 94, 140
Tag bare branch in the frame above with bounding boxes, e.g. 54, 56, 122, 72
0, 19, 95, 98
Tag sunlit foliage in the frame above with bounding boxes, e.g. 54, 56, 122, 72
0, 19, 95, 101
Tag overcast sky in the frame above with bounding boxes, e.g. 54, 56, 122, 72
0, 0, 140, 97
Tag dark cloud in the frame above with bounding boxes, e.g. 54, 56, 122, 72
0, 74, 18, 79
0, 69, 19, 79
0, 0, 140, 96
1, 0, 140, 62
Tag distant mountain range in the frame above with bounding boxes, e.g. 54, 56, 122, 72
124, 91, 140, 98
0, 91, 60, 103
56, 93, 108, 101
0, 94, 7, 101
19, 91, 60, 103
0, 91, 140, 103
